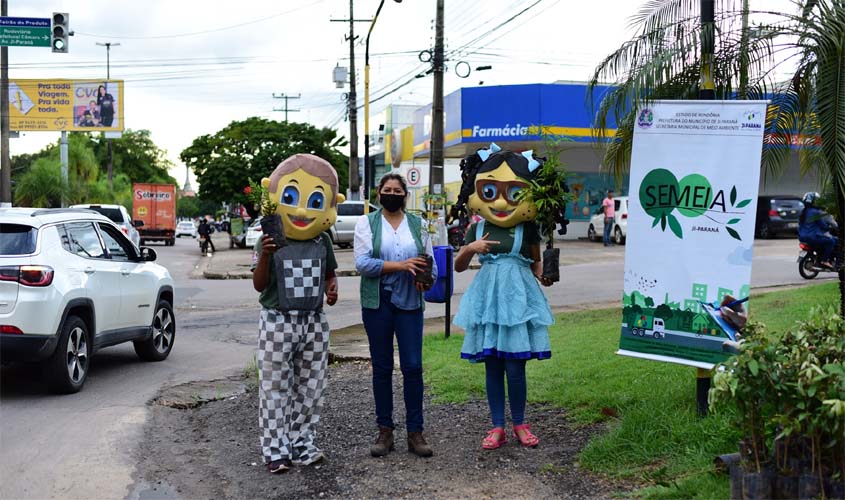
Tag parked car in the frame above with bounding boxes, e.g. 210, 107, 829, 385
755, 195, 803, 238
175, 220, 198, 238
244, 217, 263, 248
330, 201, 379, 248
0, 207, 175, 393
587, 196, 629, 244
70, 203, 141, 248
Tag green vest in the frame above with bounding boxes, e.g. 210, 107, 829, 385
360, 209, 425, 310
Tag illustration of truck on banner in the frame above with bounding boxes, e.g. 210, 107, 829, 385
629, 316, 666, 339
133, 183, 176, 246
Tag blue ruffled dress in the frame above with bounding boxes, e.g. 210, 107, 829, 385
455, 221, 554, 362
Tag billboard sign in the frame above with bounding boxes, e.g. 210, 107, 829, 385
617, 100, 767, 369
9, 79, 124, 131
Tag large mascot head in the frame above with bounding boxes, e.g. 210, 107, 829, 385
261, 154, 346, 241
453, 143, 541, 229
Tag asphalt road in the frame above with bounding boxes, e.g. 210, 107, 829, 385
0, 234, 833, 499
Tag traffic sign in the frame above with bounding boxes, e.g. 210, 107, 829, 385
407, 167, 422, 187
0, 17, 50, 48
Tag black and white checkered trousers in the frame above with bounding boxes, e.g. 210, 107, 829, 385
258, 307, 330, 465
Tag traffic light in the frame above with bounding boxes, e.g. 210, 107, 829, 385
51, 12, 69, 53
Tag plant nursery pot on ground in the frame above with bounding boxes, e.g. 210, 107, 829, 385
260, 214, 286, 248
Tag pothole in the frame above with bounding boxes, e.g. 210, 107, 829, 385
152, 376, 249, 409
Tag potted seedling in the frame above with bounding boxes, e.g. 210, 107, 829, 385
244, 179, 285, 248
519, 135, 572, 282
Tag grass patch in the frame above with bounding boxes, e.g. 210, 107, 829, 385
422, 282, 838, 498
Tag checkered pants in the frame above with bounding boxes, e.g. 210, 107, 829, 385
258, 308, 330, 465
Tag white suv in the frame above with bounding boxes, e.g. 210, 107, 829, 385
0, 208, 176, 393
70, 204, 141, 248
588, 196, 629, 245
330, 201, 379, 248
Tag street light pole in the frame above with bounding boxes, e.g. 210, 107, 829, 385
96, 42, 120, 186
364, 0, 402, 215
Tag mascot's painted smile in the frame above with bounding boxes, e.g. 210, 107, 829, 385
288, 215, 315, 228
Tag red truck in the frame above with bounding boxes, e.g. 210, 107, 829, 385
132, 183, 177, 246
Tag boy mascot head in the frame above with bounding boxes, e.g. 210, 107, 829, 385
451, 143, 542, 229
261, 154, 346, 241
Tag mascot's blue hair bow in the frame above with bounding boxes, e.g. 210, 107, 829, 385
477, 142, 501, 162
477, 143, 540, 173
522, 150, 541, 172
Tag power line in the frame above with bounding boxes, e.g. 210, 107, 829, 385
73, 0, 329, 40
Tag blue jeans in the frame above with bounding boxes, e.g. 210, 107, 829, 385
603, 216, 614, 245
485, 358, 527, 428
362, 288, 425, 432
806, 234, 836, 261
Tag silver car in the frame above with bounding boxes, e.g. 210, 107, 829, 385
330, 201, 378, 249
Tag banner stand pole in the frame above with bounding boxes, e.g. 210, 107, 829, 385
696, 0, 716, 418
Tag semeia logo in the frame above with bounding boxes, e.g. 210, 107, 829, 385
638, 168, 751, 241
637, 108, 654, 128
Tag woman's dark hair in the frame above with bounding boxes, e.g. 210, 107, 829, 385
449, 149, 541, 225
378, 172, 408, 194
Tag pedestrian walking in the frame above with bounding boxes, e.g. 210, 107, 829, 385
251, 154, 344, 473
354, 172, 437, 458
450, 144, 555, 451
602, 189, 616, 246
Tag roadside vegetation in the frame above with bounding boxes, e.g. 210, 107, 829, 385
423, 282, 838, 498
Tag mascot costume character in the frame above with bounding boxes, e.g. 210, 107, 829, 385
450, 143, 555, 451
251, 153, 344, 473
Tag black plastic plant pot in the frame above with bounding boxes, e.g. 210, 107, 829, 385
741, 469, 774, 500
260, 214, 286, 248
729, 463, 743, 500
414, 254, 435, 286
542, 247, 560, 283
827, 479, 845, 500
773, 474, 798, 500
798, 474, 822, 500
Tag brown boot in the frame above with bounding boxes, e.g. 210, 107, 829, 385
407, 431, 433, 457
370, 426, 395, 457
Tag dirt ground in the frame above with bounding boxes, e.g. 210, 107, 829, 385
135, 362, 630, 500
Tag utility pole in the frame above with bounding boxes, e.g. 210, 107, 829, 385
696, 0, 716, 417
272, 93, 301, 122
96, 41, 119, 186
428, 0, 445, 197
1, 0, 11, 206
331, 4, 370, 201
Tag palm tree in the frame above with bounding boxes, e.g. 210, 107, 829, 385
588, 0, 845, 317
14, 158, 70, 208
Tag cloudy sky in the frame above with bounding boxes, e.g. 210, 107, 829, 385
7, 0, 794, 187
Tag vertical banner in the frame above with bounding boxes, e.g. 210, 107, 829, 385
618, 100, 768, 368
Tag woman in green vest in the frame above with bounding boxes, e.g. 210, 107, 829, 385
354, 173, 437, 458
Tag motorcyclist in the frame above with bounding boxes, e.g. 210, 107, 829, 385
197, 218, 216, 255
798, 191, 836, 269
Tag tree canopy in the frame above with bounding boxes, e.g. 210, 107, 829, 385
11, 129, 177, 208
180, 118, 348, 217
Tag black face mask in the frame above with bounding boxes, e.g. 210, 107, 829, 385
379, 193, 405, 212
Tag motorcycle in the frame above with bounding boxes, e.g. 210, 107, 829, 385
798, 240, 841, 279
199, 234, 209, 256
